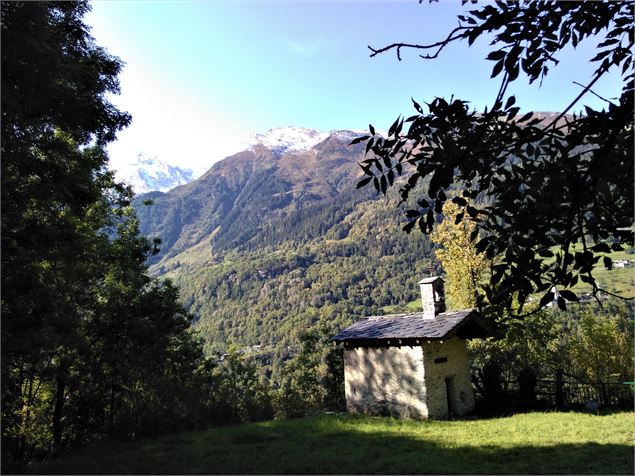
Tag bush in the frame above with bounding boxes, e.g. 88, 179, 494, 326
468, 300, 634, 411
273, 324, 345, 419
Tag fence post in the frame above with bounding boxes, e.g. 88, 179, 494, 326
555, 369, 565, 409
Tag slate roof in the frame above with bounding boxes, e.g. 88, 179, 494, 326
332, 309, 480, 342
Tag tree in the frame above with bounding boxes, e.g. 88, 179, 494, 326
354, 1, 633, 317
212, 344, 273, 424
2, 1, 131, 462
1, 3, 214, 466
468, 301, 634, 409
430, 200, 488, 309
273, 324, 345, 418
566, 304, 634, 385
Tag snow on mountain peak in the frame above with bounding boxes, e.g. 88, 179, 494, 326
329, 129, 370, 142
250, 126, 329, 155
114, 154, 194, 194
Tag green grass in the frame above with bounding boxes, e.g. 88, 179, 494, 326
574, 248, 635, 298
381, 248, 634, 315
382, 298, 421, 314
29, 412, 634, 474
544, 246, 635, 299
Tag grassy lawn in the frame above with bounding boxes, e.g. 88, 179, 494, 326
539, 246, 635, 299
27, 411, 634, 475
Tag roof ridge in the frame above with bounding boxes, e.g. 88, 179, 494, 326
333, 309, 481, 342
366, 308, 474, 321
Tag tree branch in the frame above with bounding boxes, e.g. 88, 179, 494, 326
368, 26, 469, 61
572, 81, 613, 104
545, 40, 633, 129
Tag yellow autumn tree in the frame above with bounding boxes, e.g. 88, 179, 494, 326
430, 200, 488, 309
567, 310, 634, 384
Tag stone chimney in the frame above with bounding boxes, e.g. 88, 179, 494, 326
419, 277, 445, 319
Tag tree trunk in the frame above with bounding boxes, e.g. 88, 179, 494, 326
16, 371, 35, 462
108, 380, 116, 442
52, 370, 67, 456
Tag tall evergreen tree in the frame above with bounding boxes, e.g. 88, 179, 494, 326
1, 2, 212, 465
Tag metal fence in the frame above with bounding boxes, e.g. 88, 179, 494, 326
503, 378, 634, 408
538, 380, 633, 407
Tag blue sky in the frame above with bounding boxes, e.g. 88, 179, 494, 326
86, 0, 622, 175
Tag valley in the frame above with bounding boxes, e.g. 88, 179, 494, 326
133, 125, 634, 377
134, 128, 438, 373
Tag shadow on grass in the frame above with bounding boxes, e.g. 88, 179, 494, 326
19, 415, 634, 475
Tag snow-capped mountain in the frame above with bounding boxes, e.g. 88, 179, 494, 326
115, 154, 195, 194
249, 126, 330, 155
114, 127, 370, 193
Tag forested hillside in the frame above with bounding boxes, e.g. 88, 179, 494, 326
134, 116, 634, 383
134, 131, 439, 374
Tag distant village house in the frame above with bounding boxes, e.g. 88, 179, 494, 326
612, 259, 633, 269
333, 277, 488, 419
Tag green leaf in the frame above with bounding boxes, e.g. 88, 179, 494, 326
356, 176, 372, 189
403, 220, 417, 233
369, 124, 375, 135
517, 111, 533, 123
452, 196, 467, 206
388, 116, 401, 137
487, 50, 506, 61
557, 296, 567, 311
508, 62, 519, 82
348, 135, 370, 146
580, 274, 594, 284
365, 137, 374, 154
539, 291, 554, 308
559, 290, 578, 302
591, 243, 611, 253
419, 216, 427, 233
491, 58, 504, 78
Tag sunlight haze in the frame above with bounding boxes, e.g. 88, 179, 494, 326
86, 0, 623, 176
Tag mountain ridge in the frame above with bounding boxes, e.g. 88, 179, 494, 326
133, 116, 573, 365
136, 129, 370, 266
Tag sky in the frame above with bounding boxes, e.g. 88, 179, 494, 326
86, 0, 623, 176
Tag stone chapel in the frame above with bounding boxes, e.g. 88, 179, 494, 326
333, 277, 489, 419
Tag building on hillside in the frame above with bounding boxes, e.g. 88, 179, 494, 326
333, 277, 489, 420
613, 259, 633, 268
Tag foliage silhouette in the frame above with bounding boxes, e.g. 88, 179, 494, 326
355, 1, 633, 317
